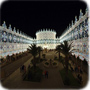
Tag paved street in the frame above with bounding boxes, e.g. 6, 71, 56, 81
1, 51, 65, 89
1, 53, 32, 80
1, 51, 88, 89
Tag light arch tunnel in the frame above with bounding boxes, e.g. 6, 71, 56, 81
0, 8, 89, 64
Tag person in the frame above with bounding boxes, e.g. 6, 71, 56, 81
77, 73, 83, 83
22, 65, 24, 71
77, 73, 80, 79
79, 74, 83, 83
45, 70, 47, 78
46, 71, 48, 79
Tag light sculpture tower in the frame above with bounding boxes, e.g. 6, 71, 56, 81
36, 29, 56, 49
59, 8, 89, 64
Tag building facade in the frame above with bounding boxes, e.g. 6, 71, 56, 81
60, 8, 89, 63
36, 29, 60, 49
0, 23, 33, 58
0, 8, 89, 64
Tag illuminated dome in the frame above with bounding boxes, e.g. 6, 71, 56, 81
36, 29, 57, 49
36, 29, 56, 40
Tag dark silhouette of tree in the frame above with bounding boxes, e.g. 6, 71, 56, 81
60, 41, 73, 74
55, 45, 62, 61
37, 46, 43, 62
27, 44, 38, 69
6, 55, 11, 62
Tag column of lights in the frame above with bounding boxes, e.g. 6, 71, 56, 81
59, 8, 88, 62
0, 21, 33, 57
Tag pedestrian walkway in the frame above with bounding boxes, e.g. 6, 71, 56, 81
1, 51, 88, 89
0, 53, 31, 81
1, 51, 64, 89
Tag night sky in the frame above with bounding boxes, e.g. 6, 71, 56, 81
1, 1, 87, 38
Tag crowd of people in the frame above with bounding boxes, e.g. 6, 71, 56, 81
20, 64, 49, 80
42, 70, 48, 79
77, 73, 83, 84
19, 59, 83, 84
70, 65, 83, 84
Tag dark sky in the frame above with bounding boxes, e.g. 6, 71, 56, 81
1, 1, 87, 38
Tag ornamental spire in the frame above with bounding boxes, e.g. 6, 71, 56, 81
72, 20, 73, 26
22, 32, 24, 35
75, 16, 77, 23
85, 7, 88, 13
69, 23, 71, 29
17, 29, 19, 33
9, 24, 12, 30
79, 9, 83, 19
67, 26, 68, 30
2, 21, 6, 28
20, 31, 22, 34
13, 27, 16, 32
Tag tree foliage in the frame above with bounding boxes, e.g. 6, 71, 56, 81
27, 44, 38, 69
60, 41, 73, 74
37, 46, 43, 61
55, 45, 62, 60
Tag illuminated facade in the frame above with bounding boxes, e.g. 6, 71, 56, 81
60, 8, 89, 62
0, 8, 89, 64
36, 29, 60, 49
0, 23, 33, 58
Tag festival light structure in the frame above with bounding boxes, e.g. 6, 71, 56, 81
36, 29, 60, 49
0, 8, 89, 64
59, 8, 89, 63
0, 22, 33, 58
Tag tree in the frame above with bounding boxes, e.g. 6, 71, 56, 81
82, 59, 88, 74
37, 46, 43, 62
0, 57, 4, 63
55, 45, 61, 61
60, 41, 73, 74
27, 44, 38, 69
6, 55, 11, 62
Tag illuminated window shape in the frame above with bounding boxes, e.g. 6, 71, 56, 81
81, 21, 85, 38
82, 43, 86, 53
22, 37, 24, 43
13, 35, 17, 43
71, 31, 73, 40
0, 31, 2, 42
17, 36, 20, 43
8, 33, 12, 42
74, 27, 78, 40
85, 18, 88, 37
2, 31, 7, 42
85, 29, 88, 37
79, 23, 82, 39
20, 37, 22, 43
72, 29, 75, 40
